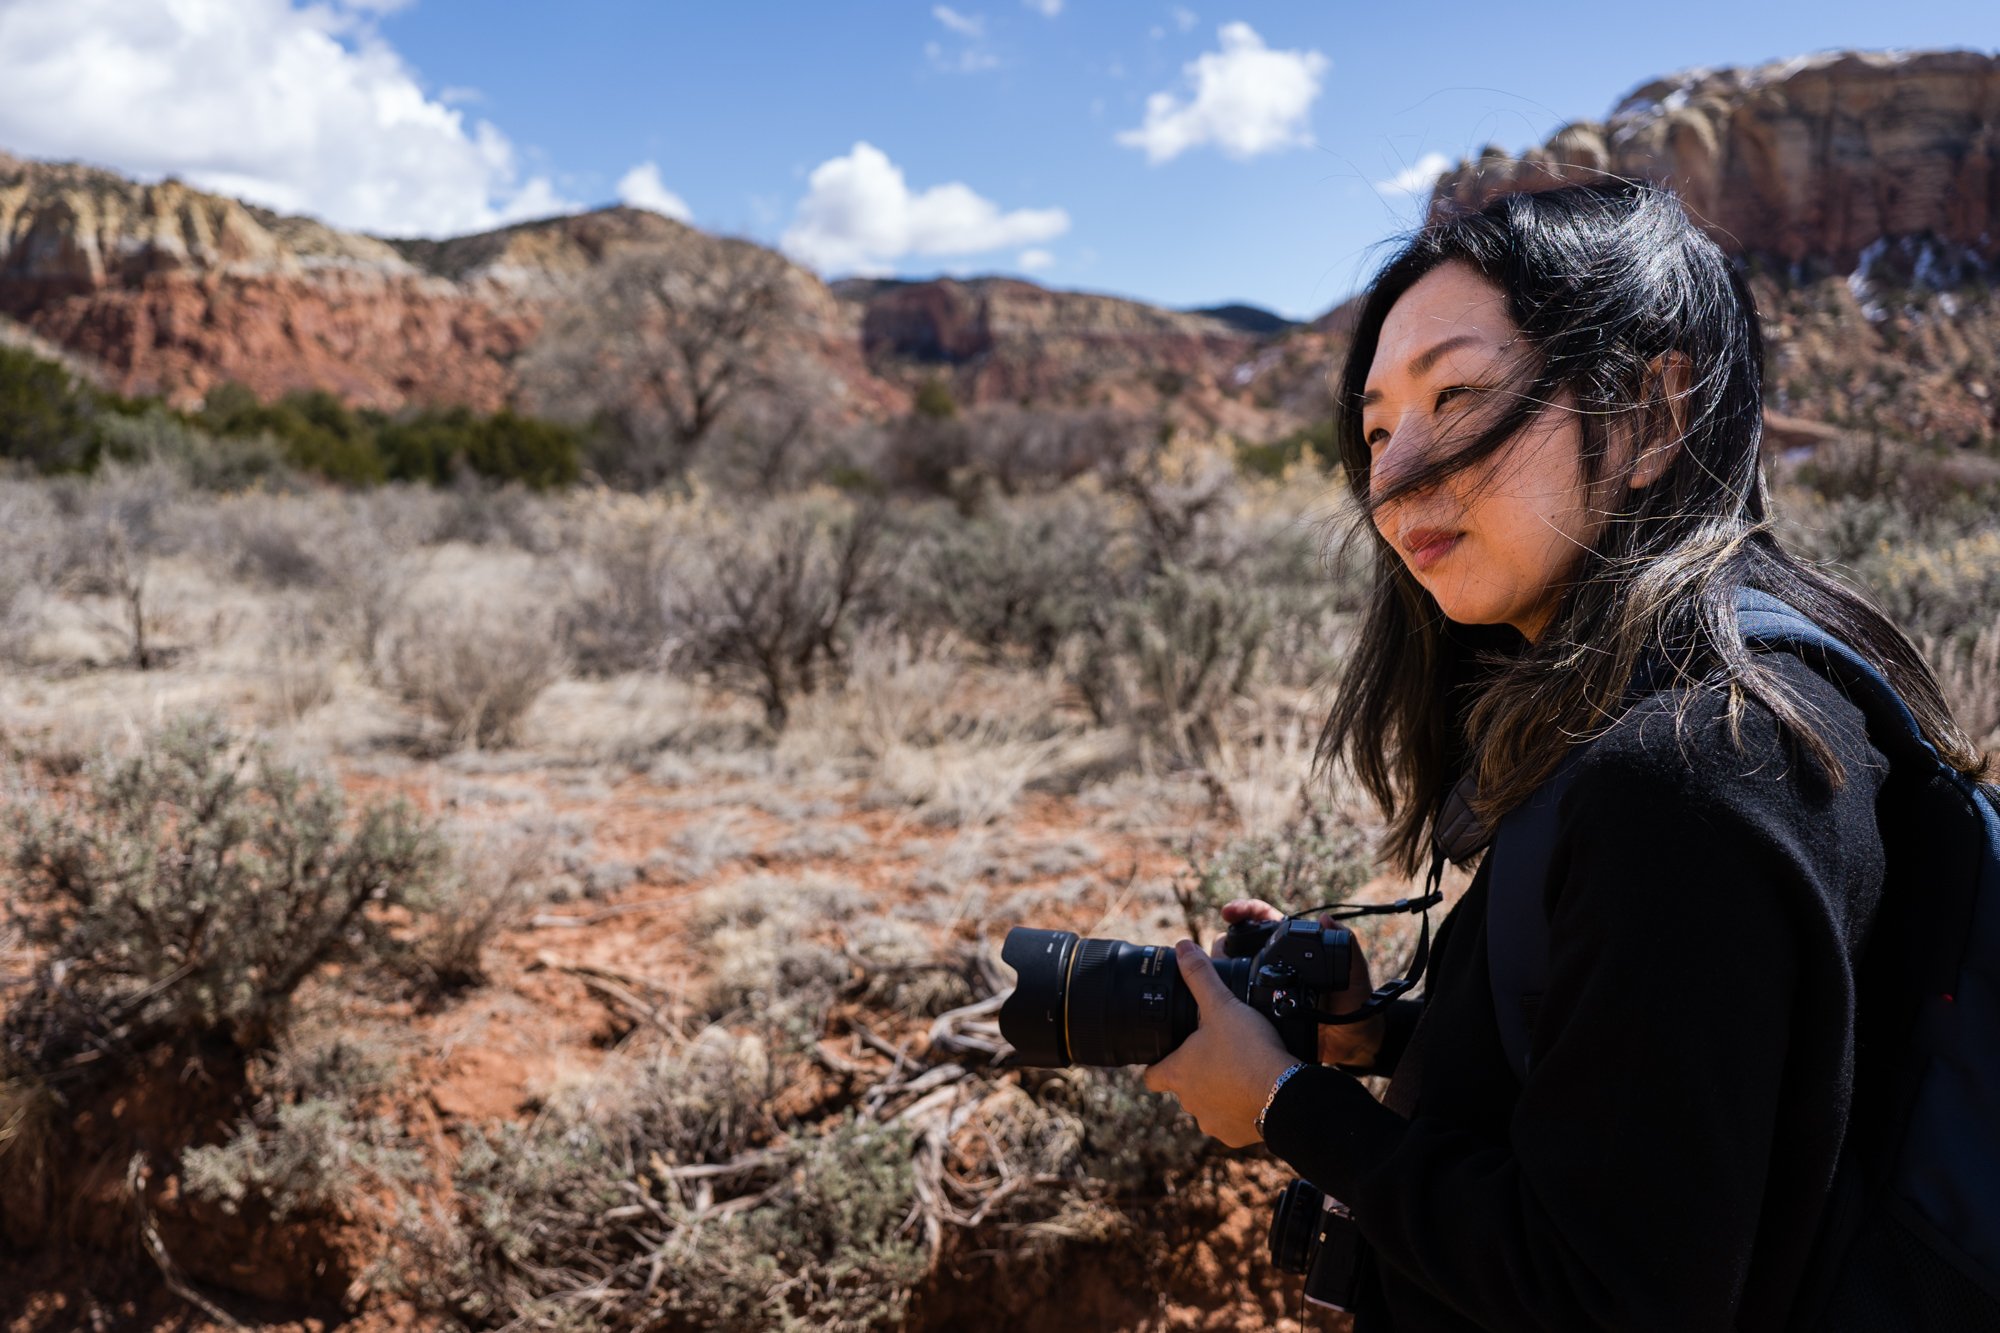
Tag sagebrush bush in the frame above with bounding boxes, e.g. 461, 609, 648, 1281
182, 1092, 422, 1221
1176, 799, 1376, 935
433, 1100, 924, 1332
383, 596, 565, 750
3, 715, 446, 1060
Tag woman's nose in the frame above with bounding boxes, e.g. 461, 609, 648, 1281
1370, 419, 1434, 503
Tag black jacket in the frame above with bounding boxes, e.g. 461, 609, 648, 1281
1262, 651, 1891, 1331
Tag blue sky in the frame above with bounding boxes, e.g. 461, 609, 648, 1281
0, 1, 1996, 318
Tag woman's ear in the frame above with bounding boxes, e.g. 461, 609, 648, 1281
1629, 351, 1693, 490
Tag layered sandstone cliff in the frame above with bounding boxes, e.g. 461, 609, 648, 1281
1428, 49, 2000, 269
3, 48, 1999, 449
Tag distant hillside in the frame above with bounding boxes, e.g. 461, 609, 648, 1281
2, 50, 1998, 451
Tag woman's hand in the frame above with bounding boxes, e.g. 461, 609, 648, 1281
1214, 899, 1386, 1070
1141, 940, 1299, 1148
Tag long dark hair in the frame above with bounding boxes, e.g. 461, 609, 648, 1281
1316, 179, 1992, 878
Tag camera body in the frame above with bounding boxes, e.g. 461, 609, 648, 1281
1269, 1178, 1368, 1312
997, 911, 1390, 1313
996, 916, 1352, 1068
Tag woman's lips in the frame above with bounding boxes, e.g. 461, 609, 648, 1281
1407, 531, 1463, 572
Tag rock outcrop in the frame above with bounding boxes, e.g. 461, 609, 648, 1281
1427, 49, 2000, 271
5, 49, 2000, 451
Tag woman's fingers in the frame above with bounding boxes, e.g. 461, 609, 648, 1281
1220, 898, 1284, 923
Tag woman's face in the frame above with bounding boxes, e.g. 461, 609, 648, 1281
1361, 262, 1622, 643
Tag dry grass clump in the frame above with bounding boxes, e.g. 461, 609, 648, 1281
382, 594, 565, 750
785, 629, 1119, 826
259, 597, 340, 721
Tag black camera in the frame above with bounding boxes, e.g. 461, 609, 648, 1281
1269, 1178, 1368, 1312
996, 916, 1353, 1068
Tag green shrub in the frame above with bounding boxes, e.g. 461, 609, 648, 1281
912, 376, 959, 421
379, 407, 582, 490
1236, 419, 1333, 478
0, 344, 93, 473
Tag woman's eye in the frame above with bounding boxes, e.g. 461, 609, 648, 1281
1436, 385, 1475, 408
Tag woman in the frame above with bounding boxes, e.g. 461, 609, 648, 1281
1141, 180, 1991, 1331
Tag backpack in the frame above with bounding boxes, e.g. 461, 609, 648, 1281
1469, 586, 2000, 1330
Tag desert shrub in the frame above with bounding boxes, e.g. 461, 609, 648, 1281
41, 462, 188, 667
382, 596, 565, 750
1235, 419, 1335, 479
200, 385, 389, 485
872, 405, 1146, 499
555, 493, 680, 674
404, 819, 551, 991
0, 480, 61, 660
1852, 526, 2000, 644
260, 598, 339, 720
659, 1115, 927, 1332
181, 1036, 423, 1222
664, 491, 898, 730
432, 1099, 924, 1333
1175, 800, 1375, 937
691, 872, 861, 1023
1929, 615, 2000, 748
913, 376, 958, 421
377, 407, 582, 490
1071, 561, 1273, 759
896, 489, 1127, 666
3, 715, 446, 1061
196, 383, 584, 490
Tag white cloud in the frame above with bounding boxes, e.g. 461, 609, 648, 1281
1024, 0, 1063, 15
1376, 151, 1452, 198
932, 4, 984, 37
615, 161, 692, 221
781, 141, 1069, 274
1172, 6, 1198, 32
0, 0, 580, 236
926, 39, 1000, 73
1018, 247, 1055, 272
1116, 22, 1328, 164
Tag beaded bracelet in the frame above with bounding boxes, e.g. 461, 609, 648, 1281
1255, 1060, 1308, 1141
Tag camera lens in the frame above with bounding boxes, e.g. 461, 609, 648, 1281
996, 928, 1078, 1067
999, 925, 1259, 1067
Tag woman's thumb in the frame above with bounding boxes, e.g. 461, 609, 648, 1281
1174, 939, 1233, 1009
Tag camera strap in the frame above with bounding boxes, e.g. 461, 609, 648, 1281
1292, 839, 1450, 1026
